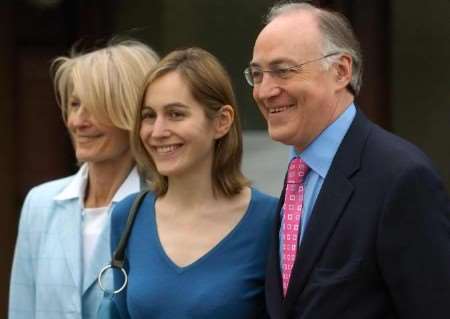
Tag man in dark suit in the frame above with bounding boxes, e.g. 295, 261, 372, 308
244, 2, 450, 318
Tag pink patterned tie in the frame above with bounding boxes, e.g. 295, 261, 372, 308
281, 157, 309, 296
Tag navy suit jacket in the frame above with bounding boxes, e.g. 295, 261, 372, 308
266, 110, 450, 319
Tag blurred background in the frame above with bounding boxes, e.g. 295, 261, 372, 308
1, 0, 449, 316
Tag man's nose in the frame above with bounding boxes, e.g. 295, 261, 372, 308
253, 74, 282, 100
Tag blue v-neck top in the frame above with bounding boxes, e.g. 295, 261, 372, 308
111, 188, 278, 319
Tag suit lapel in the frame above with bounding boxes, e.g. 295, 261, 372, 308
283, 169, 354, 309
283, 111, 371, 313
266, 184, 287, 319
58, 199, 83, 290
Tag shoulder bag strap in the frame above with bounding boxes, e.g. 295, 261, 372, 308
110, 189, 149, 269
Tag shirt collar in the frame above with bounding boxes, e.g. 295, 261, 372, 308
292, 103, 356, 178
111, 166, 141, 203
54, 164, 141, 204
54, 163, 88, 201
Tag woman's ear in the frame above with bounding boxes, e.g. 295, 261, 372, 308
214, 105, 234, 139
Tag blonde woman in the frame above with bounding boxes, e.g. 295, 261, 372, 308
111, 48, 278, 319
9, 40, 159, 319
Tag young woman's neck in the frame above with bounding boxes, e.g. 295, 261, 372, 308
162, 166, 221, 210
84, 154, 134, 208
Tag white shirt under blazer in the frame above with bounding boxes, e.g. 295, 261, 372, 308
9, 165, 141, 319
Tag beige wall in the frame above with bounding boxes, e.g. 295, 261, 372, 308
391, 0, 450, 189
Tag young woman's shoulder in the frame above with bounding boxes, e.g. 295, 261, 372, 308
249, 187, 279, 222
111, 190, 154, 233
251, 187, 279, 207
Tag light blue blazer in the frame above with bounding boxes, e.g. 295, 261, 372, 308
9, 166, 141, 319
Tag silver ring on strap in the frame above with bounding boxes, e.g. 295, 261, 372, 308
97, 264, 128, 294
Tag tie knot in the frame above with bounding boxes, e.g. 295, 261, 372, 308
287, 157, 309, 184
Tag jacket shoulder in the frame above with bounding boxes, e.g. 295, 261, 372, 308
26, 175, 75, 200
365, 122, 437, 172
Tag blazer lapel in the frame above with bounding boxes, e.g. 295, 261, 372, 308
58, 199, 83, 290
283, 111, 371, 313
82, 214, 112, 294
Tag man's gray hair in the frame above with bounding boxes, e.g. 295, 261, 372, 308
266, 2, 363, 95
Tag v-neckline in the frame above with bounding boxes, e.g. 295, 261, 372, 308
150, 188, 255, 273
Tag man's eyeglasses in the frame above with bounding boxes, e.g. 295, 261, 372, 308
243, 52, 340, 87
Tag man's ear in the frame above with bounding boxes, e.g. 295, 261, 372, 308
214, 105, 234, 139
334, 54, 353, 90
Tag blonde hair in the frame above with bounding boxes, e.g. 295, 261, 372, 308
52, 40, 159, 131
132, 47, 250, 197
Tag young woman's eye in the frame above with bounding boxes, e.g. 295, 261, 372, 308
141, 110, 156, 121
169, 111, 184, 119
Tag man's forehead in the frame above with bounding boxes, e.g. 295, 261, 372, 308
250, 55, 298, 67
252, 15, 321, 65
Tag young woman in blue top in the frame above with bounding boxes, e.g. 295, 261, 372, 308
110, 47, 278, 319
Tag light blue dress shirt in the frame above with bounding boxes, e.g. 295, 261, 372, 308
280, 104, 356, 258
